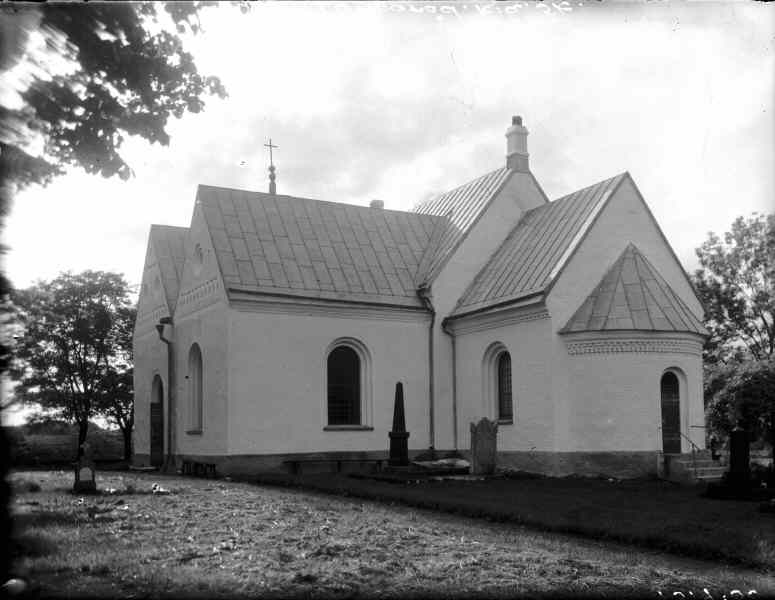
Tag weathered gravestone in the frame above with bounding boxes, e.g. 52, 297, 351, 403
388, 382, 410, 467
727, 424, 750, 490
73, 441, 97, 494
470, 418, 498, 475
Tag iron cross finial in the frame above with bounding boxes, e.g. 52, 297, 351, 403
264, 138, 278, 166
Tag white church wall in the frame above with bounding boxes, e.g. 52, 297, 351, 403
453, 307, 555, 454
169, 199, 231, 459
556, 334, 705, 453
431, 171, 546, 451
546, 175, 706, 457
546, 175, 704, 331
132, 330, 169, 463
173, 300, 230, 457
225, 305, 430, 456
132, 237, 173, 465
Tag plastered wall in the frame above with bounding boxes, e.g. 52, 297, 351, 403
431, 171, 547, 450
226, 306, 430, 455
454, 310, 555, 453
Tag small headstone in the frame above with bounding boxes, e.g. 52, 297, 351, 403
388, 382, 410, 467
470, 417, 498, 475
727, 424, 750, 490
73, 442, 97, 494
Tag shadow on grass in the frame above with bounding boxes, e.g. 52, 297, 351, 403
13, 508, 122, 529
11, 530, 58, 558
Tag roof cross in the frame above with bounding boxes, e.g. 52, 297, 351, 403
264, 138, 279, 195
264, 138, 278, 166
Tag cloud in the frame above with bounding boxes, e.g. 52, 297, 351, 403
4, 2, 773, 290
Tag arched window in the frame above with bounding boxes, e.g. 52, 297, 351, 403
660, 370, 681, 454
483, 342, 514, 423
497, 351, 513, 421
327, 346, 361, 425
188, 343, 203, 432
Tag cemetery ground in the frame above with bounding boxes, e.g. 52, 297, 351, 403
8, 470, 775, 598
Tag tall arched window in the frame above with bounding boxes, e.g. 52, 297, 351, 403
497, 351, 513, 421
660, 370, 681, 454
327, 346, 361, 425
188, 343, 203, 432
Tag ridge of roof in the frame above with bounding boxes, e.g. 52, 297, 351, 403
560, 243, 708, 336
412, 166, 514, 286
450, 172, 627, 317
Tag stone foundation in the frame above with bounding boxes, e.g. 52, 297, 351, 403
134, 449, 430, 478
134, 450, 660, 480
490, 451, 660, 479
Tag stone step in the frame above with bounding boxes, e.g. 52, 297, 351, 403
695, 472, 724, 481
692, 466, 726, 476
674, 459, 721, 469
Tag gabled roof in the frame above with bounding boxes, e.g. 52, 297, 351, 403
560, 244, 707, 335
196, 185, 446, 308
149, 224, 187, 312
450, 172, 627, 317
412, 167, 513, 285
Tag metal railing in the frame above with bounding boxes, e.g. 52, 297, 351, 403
679, 431, 703, 479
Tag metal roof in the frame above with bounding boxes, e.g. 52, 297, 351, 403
196, 185, 446, 308
451, 173, 627, 317
412, 167, 512, 285
560, 243, 707, 335
149, 224, 187, 312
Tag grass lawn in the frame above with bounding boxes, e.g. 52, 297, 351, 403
8, 470, 774, 598
257, 472, 775, 570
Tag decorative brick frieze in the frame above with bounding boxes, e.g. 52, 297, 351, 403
179, 277, 221, 307
565, 337, 702, 356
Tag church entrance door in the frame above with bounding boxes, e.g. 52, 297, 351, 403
150, 375, 164, 467
660, 372, 681, 454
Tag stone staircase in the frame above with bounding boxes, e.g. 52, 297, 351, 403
662, 450, 725, 484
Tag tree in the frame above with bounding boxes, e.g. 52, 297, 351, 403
94, 305, 136, 461
706, 358, 775, 464
9, 271, 136, 449
0, 2, 230, 214
692, 213, 775, 364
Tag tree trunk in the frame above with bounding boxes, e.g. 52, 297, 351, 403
121, 426, 132, 462
77, 419, 89, 450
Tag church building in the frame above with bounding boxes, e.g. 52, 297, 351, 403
132, 117, 708, 479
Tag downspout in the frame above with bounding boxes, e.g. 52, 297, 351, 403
155, 317, 176, 472
441, 317, 457, 451
416, 284, 435, 453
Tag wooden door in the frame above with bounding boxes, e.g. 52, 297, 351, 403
660, 372, 681, 454
150, 376, 164, 467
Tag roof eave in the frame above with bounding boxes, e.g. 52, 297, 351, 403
445, 289, 545, 322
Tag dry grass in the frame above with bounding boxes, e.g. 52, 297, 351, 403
8, 470, 775, 599
256, 472, 775, 570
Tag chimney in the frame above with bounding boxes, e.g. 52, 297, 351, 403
370, 199, 384, 209
505, 115, 529, 172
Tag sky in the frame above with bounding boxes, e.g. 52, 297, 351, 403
4, 1, 774, 293
1, 1, 774, 422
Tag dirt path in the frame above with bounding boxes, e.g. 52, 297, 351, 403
10, 471, 772, 598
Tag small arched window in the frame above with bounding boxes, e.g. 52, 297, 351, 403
327, 346, 361, 425
497, 351, 513, 421
188, 343, 203, 432
483, 342, 514, 424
